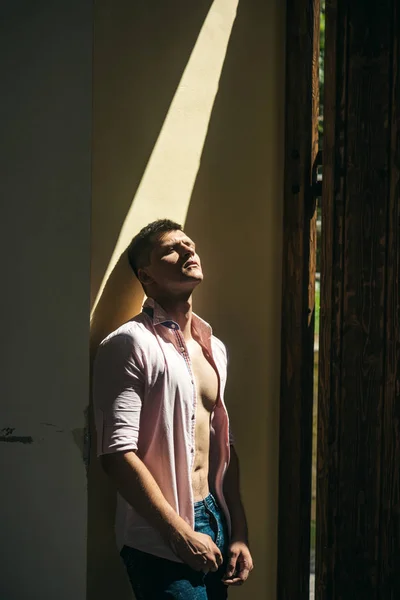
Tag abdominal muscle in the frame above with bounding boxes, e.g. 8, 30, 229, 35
191, 407, 213, 501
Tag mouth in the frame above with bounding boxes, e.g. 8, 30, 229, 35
184, 260, 199, 269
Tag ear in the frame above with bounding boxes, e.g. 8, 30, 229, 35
137, 267, 154, 287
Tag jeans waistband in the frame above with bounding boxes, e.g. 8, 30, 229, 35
194, 493, 218, 513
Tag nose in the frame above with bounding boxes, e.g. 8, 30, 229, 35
181, 242, 195, 257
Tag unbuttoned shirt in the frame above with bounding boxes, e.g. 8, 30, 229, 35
93, 298, 232, 562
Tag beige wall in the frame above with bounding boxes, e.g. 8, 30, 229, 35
0, 2, 92, 599
90, 0, 285, 598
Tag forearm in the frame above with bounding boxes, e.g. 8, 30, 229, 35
102, 450, 224, 571
101, 450, 191, 543
223, 445, 249, 543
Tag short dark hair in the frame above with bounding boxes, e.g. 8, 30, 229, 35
127, 218, 183, 277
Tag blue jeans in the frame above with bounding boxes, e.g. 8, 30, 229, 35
120, 494, 229, 599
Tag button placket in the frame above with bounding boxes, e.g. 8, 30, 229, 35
174, 330, 197, 467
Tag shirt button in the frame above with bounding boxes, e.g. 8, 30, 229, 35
191, 447, 194, 453
191, 414, 195, 420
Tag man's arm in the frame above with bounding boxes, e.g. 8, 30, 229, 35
101, 450, 186, 539
101, 450, 223, 573
223, 444, 248, 542
222, 445, 254, 586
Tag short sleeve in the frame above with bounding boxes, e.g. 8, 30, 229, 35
93, 333, 145, 456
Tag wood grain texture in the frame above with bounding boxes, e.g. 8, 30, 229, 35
277, 0, 319, 598
379, 1, 400, 597
316, 0, 399, 597
316, 0, 347, 596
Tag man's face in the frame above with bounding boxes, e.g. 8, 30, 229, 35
139, 230, 203, 295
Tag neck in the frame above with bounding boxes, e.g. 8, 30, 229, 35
152, 293, 194, 340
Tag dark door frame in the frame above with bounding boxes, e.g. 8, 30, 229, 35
277, 0, 320, 598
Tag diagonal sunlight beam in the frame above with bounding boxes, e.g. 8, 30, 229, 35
92, 0, 238, 314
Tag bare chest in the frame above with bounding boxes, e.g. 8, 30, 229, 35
187, 341, 219, 412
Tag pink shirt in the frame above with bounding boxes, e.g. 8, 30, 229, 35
93, 298, 232, 561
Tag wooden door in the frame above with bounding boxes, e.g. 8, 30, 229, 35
316, 0, 400, 598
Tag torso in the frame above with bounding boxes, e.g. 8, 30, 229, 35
186, 337, 219, 501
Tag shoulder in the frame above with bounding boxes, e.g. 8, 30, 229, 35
99, 314, 147, 344
95, 314, 159, 364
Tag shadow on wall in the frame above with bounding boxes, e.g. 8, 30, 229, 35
91, 0, 213, 308
88, 0, 285, 598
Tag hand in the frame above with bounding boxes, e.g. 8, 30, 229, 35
169, 528, 223, 574
222, 541, 254, 586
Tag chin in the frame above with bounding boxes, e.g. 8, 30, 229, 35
187, 276, 203, 286
182, 269, 203, 280
181, 274, 203, 288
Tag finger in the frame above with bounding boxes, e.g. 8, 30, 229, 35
209, 559, 219, 573
237, 566, 250, 582
201, 554, 218, 573
210, 540, 222, 562
215, 549, 223, 567
224, 551, 238, 579
230, 580, 245, 587
196, 555, 209, 573
234, 558, 251, 581
222, 577, 243, 586
223, 562, 251, 586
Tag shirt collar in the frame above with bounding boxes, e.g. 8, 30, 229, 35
142, 297, 213, 342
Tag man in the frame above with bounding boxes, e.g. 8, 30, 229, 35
93, 219, 253, 599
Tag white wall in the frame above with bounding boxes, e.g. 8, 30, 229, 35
0, 2, 92, 598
